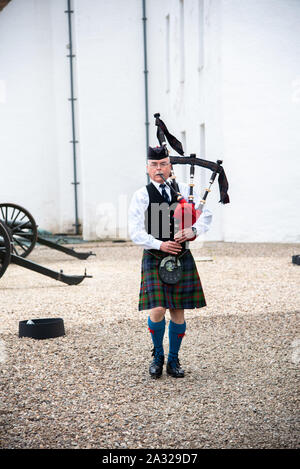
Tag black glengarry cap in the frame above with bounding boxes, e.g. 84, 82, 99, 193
147, 146, 169, 160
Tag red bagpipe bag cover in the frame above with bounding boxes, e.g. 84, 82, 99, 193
173, 199, 201, 241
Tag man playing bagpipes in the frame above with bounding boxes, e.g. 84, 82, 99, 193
128, 114, 229, 379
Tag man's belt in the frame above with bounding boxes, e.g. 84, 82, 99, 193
146, 248, 189, 259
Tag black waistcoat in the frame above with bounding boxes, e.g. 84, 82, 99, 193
145, 182, 179, 242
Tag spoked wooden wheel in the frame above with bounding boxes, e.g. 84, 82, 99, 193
0, 220, 11, 278
0, 203, 38, 258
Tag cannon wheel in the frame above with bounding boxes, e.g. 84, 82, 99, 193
0, 220, 12, 278
0, 203, 38, 258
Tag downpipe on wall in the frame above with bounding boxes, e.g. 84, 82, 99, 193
65, 0, 80, 235
142, 0, 150, 184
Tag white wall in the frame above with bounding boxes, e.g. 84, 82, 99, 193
0, 0, 147, 238
221, 0, 300, 242
146, 0, 300, 243
146, 0, 225, 241
73, 0, 146, 240
0, 0, 299, 242
0, 0, 74, 233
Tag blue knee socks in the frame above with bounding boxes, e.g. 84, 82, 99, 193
148, 317, 186, 361
148, 317, 165, 356
168, 320, 186, 363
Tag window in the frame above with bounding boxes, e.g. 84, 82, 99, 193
198, 0, 204, 71
179, 0, 185, 83
181, 131, 188, 180
200, 123, 206, 188
166, 14, 170, 92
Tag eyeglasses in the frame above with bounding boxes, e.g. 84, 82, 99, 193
149, 162, 170, 168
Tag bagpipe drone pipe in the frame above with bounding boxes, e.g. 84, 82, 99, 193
153, 113, 230, 240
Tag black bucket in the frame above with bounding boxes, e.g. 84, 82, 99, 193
19, 318, 65, 340
292, 255, 300, 265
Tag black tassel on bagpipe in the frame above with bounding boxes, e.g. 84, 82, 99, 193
153, 113, 230, 205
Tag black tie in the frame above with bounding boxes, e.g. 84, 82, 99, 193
159, 184, 170, 203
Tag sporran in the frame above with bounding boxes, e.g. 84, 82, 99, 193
158, 255, 183, 285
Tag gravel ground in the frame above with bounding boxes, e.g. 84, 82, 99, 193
0, 241, 299, 449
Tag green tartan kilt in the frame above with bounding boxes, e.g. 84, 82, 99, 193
138, 249, 206, 311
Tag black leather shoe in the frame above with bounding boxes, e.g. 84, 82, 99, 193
166, 358, 185, 378
149, 348, 164, 379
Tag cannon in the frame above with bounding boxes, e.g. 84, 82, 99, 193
0, 214, 92, 286
0, 203, 95, 259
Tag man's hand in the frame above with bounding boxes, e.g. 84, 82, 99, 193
174, 228, 195, 243
160, 241, 182, 255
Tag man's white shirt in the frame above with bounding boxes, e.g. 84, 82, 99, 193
128, 179, 212, 250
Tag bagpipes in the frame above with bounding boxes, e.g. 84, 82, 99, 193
153, 113, 230, 241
